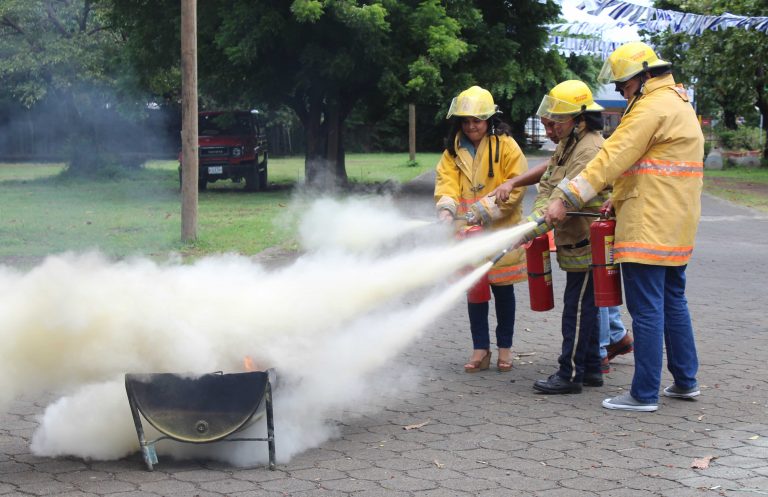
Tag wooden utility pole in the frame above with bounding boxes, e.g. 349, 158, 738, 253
408, 103, 416, 161
180, 0, 198, 241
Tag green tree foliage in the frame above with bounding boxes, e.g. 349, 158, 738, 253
651, 0, 768, 157
112, 0, 584, 189
0, 0, 117, 106
0, 0, 151, 172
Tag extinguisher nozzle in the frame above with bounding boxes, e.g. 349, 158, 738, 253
491, 248, 509, 265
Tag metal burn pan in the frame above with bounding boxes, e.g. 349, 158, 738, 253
125, 371, 275, 471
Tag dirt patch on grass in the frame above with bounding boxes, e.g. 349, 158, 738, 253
708, 177, 768, 195
706, 177, 768, 211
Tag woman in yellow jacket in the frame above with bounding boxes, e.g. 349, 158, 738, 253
546, 42, 704, 412
434, 86, 528, 373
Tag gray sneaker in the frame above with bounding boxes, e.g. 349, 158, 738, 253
602, 392, 658, 412
663, 384, 700, 399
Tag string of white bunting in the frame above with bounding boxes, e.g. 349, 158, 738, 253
548, 35, 624, 57
575, 0, 768, 35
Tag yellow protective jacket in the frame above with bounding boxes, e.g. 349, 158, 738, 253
435, 132, 528, 285
529, 125, 607, 272
555, 74, 704, 266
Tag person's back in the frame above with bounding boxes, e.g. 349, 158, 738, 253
607, 73, 704, 265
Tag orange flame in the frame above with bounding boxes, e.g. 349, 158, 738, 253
243, 355, 257, 372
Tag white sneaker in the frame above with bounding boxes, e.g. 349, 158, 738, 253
663, 384, 700, 399
602, 392, 658, 412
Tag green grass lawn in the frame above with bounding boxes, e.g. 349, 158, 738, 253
3, 156, 764, 267
0, 154, 439, 266
704, 166, 768, 212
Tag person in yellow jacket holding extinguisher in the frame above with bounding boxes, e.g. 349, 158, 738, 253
434, 85, 528, 373
545, 42, 704, 412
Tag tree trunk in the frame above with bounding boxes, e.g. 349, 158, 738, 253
759, 107, 768, 161
302, 94, 332, 190
755, 67, 767, 161
408, 103, 416, 161
723, 109, 737, 130
300, 92, 349, 192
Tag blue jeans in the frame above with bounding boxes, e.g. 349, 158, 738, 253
468, 284, 515, 349
598, 306, 627, 359
558, 271, 601, 382
622, 263, 699, 403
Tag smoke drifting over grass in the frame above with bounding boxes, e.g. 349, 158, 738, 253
299, 196, 435, 252
0, 197, 534, 466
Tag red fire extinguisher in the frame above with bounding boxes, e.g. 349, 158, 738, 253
525, 233, 555, 311
457, 225, 491, 303
590, 215, 622, 307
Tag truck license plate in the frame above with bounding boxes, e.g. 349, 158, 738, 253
208, 166, 223, 174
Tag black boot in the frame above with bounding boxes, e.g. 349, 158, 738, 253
533, 374, 583, 394
583, 373, 604, 387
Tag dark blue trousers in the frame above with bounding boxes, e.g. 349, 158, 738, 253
622, 263, 699, 403
558, 271, 601, 382
468, 284, 516, 350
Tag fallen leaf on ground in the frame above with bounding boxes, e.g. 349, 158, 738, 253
403, 420, 430, 430
691, 455, 716, 469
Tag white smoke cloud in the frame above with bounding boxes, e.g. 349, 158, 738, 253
2, 197, 534, 465
299, 196, 438, 252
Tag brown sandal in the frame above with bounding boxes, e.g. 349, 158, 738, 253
497, 348, 513, 372
464, 350, 491, 373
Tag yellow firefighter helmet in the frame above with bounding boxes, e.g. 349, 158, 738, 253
446, 86, 499, 120
598, 41, 671, 84
536, 80, 604, 123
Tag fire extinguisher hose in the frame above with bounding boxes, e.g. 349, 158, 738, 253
488, 214, 547, 266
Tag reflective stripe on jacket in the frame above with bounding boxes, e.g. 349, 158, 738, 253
435, 132, 528, 284
557, 74, 704, 266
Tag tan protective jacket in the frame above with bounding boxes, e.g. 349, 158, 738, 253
531, 125, 606, 271
435, 132, 528, 285
555, 74, 704, 266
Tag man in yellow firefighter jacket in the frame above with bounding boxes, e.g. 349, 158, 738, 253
434, 86, 528, 373
545, 42, 704, 411
518, 80, 610, 394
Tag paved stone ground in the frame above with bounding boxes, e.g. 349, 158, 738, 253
2, 161, 767, 496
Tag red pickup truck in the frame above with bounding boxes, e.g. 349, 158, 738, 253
179, 110, 268, 191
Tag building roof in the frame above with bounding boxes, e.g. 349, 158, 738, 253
594, 84, 626, 110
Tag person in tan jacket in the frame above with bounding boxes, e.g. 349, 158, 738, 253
513, 80, 610, 394
434, 86, 528, 373
545, 42, 704, 411
494, 113, 633, 377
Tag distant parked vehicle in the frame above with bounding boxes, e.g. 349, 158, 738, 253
524, 116, 547, 148
179, 110, 268, 191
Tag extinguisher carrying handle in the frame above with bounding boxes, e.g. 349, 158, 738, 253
566, 210, 614, 220
565, 211, 600, 218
